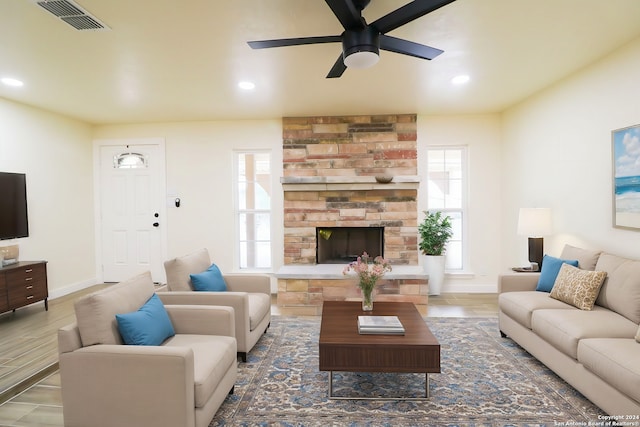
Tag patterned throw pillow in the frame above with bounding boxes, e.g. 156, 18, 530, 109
550, 263, 607, 310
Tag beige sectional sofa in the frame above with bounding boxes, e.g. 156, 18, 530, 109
58, 271, 237, 427
498, 245, 640, 416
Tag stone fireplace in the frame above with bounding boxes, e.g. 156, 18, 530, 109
275, 114, 428, 312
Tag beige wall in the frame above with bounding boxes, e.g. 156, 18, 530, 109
94, 116, 503, 292
502, 37, 640, 267
418, 115, 503, 292
0, 99, 96, 296
92, 120, 284, 275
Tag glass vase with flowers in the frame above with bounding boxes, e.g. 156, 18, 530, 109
343, 252, 392, 311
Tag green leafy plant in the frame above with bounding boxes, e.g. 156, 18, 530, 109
418, 211, 453, 256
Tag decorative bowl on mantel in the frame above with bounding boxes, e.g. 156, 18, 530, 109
375, 175, 393, 183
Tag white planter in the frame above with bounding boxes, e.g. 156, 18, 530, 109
422, 255, 446, 296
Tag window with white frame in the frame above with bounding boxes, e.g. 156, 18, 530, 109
426, 146, 467, 271
235, 151, 272, 269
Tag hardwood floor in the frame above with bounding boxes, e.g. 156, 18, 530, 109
0, 289, 497, 426
0, 285, 108, 403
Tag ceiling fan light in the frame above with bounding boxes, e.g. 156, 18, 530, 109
344, 50, 379, 69
342, 27, 380, 70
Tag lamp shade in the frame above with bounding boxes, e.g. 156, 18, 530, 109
517, 208, 552, 237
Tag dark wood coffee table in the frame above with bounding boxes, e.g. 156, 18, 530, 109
319, 301, 440, 400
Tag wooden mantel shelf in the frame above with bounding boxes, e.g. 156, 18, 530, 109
281, 175, 420, 191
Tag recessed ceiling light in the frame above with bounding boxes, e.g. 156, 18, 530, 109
1, 77, 24, 87
238, 81, 255, 90
451, 75, 470, 85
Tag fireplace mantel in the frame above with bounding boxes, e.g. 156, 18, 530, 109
281, 175, 420, 191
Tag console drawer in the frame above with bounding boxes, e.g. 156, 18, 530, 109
5, 263, 47, 284
7, 280, 48, 308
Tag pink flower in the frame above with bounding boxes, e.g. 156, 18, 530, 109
342, 252, 392, 293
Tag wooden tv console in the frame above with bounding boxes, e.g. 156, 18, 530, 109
0, 261, 48, 314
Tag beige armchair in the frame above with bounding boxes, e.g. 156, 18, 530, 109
157, 248, 271, 362
58, 271, 237, 427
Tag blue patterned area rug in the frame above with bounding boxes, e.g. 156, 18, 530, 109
210, 317, 604, 426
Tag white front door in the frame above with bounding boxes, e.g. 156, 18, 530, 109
97, 140, 166, 282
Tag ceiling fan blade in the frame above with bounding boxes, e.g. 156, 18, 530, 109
372, 0, 457, 34
248, 35, 341, 49
326, 54, 347, 78
380, 34, 443, 60
325, 0, 365, 30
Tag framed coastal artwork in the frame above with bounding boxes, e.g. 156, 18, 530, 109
612, 124, 640, 230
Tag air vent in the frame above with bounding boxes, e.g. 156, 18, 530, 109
32, 0, 110, 31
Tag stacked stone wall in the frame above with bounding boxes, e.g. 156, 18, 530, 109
282, 114, 418, 266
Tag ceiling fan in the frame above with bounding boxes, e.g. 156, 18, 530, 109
247, 0, 457, 78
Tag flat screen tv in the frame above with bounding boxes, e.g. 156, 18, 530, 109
0, 172, 29, 240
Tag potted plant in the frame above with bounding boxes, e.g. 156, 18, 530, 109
418, 211, 453, 296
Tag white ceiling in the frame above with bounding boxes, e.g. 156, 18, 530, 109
2, 0, 640, 125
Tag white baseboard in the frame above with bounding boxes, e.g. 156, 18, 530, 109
440, 283, 498, 293
48, 278, 98, 300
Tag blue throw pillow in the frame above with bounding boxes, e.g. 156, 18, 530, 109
116, 294, 175, 345
536, 255, 579, 292
190, 263, 227, 291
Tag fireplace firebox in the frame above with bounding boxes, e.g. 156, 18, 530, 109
316, 227, 384, 264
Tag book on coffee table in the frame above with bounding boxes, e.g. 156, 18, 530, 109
357, 315, 405, 335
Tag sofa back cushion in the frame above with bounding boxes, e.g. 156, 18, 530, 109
595, 253, 640, 323
75, 271, 155, 346
164, 248, 211, 291
560, 245, 601, 271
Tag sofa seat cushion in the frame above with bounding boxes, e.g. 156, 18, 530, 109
499, 291, 575, 329
578, 338, 640, 404
248, 293, 271, 331
75, 272, 155, 346
163, 334, 236, 408
531, 307, 639, 359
